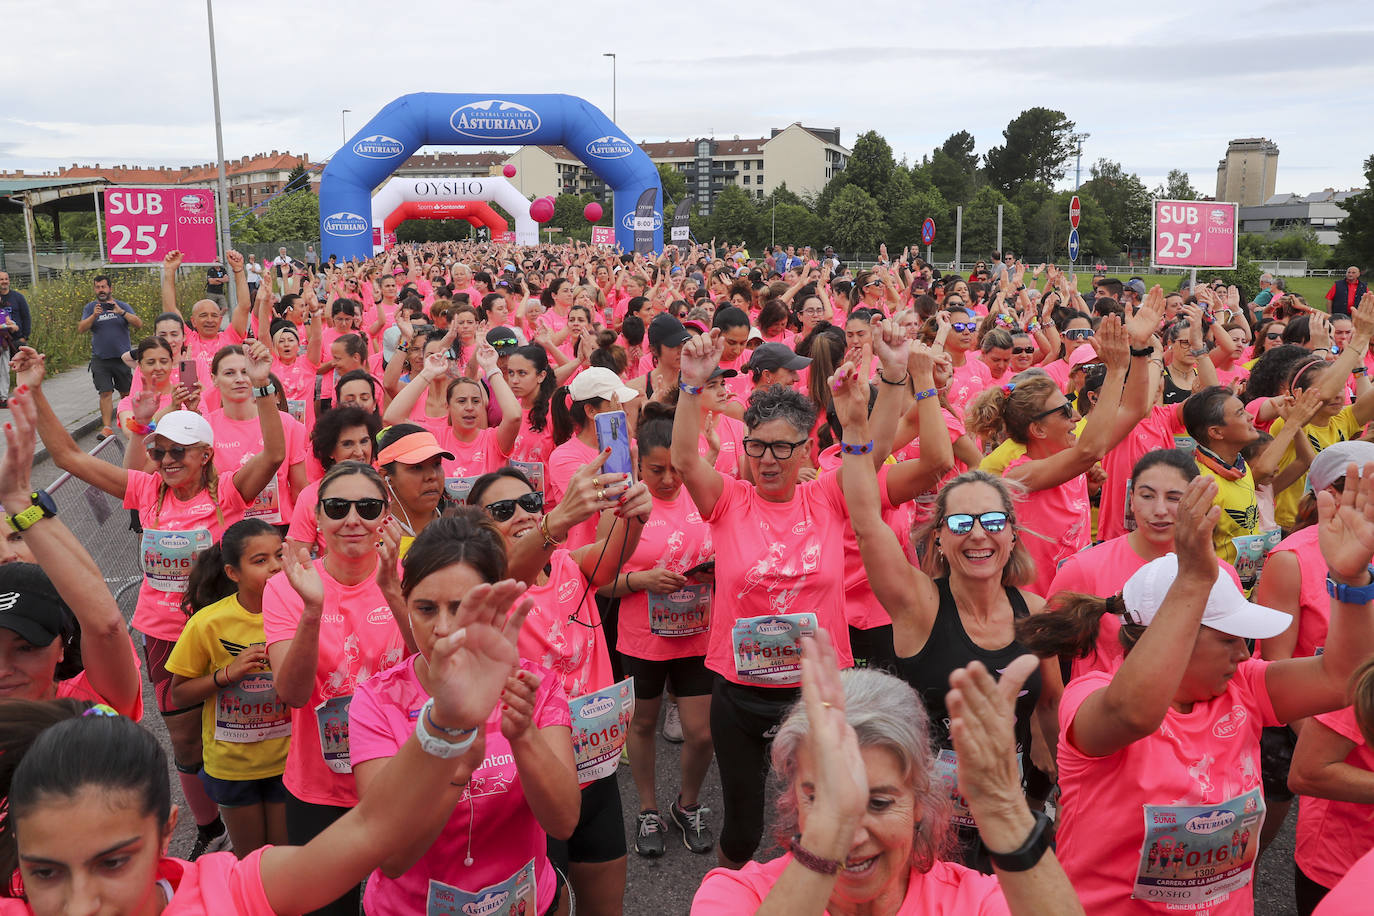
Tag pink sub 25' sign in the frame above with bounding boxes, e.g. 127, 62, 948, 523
105, 187, 219, 265
1152, 200, 1238, 269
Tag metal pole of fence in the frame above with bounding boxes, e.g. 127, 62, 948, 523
954, 206, 963, 270
996, 205, 1003, 255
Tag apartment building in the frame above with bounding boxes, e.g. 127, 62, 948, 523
1215, 138, 1280, 207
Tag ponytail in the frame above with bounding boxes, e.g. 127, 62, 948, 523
966, 374, 1059, 447
181, 518, 282, 616
1016, 593, 1145, 659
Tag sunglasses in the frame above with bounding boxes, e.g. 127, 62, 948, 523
489, 337, 517, 349
951, 322, 978, 333
942, 511, 1010, 535
1264, 332, 1283, 340
1011, 346, 1036, 355
320, 497, 386, 520
864, 280, 884, 288
146, 443, 198, 463
1033, 402, 1074, 422
1064, 328, 1095, 340
484, 491, 544, 522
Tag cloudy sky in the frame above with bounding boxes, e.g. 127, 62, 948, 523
4, 0, 1372, 197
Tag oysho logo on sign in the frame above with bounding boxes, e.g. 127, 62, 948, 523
621, 211, 663, 231
450, 99, 541, 140
586, 135, 634, 159
352, 134, 405, 159
179, 194, 206, 214
323, 211, 369, 236
1209, 208, 1229, 226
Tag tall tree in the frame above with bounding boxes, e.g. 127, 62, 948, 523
888, 188, 950, 250
1154, 168, 1199, 201
1335, 155, 1374, 267
960, 187, 1021, 259
709, 185, 761, 248
1078, 159, 1152, 256
283, 162, 312, 194
657, 162, 687, 205
768, 202, 824, 250
843, 130, 897, 202
827, 185, 886, 255
984, 108, 1077, 195
927, 131, 980, 205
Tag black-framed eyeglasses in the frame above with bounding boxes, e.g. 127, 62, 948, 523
1032, 402, 1074, 422
320, 497, 387, 520
942, 511, 1010, 535
484, 491, 543, 522
951, 322, 977, 333
146, 443, 199, 463
742, 437, 809, 460
1065, 328, 1095, 340
1011, 346, 1036, 355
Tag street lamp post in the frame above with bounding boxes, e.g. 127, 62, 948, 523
602, 53, 616, 122
205, 0, 234, 309
342, 109, 351, 144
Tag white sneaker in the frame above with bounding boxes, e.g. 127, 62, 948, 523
661, 701, 684, 743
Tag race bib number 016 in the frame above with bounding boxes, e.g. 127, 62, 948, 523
1133, 788, 1265, 907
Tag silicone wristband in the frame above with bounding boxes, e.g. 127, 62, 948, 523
840, 440, 874, 456
915, 388, 937, 401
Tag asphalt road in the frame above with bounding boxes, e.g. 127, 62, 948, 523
44, 430, 1300, 916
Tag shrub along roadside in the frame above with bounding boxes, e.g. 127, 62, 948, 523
16, 270, 208, 375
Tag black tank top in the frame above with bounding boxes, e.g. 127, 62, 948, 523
894, 577, 1042, 757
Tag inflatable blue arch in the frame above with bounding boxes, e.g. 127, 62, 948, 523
320, 93, 662, 258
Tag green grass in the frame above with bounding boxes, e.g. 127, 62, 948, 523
16, 271, 208, 375
1075, 272, 1335, 307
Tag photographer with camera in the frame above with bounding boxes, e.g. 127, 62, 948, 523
76, 273, 142, 439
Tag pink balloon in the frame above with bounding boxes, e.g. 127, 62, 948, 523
503, 164, 517, 178
583, 202, 603, 222
530, 199, 554, 223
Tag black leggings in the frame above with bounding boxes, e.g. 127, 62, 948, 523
1294, 863, 1330, 916
285, 792, 361, 916
710, 678, 799, 863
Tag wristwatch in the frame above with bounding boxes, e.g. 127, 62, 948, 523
1326, 566, 1374, 604
252, 382, 278, 399
988, 810, 1054, 872
414, 698, 479, 759
5, 490, 57, 533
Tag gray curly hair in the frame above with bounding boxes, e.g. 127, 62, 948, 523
768, 668, 953, 869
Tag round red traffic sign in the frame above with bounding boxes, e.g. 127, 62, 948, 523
1069, 195, 1081, 229
921, 218, 936, 246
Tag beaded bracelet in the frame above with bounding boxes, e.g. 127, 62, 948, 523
124, 417, 155, 436
790, 835, 842, 875
1026, 320, 1042, 333
840, 440, 874, 456
678, 381, 704, 396
915, 388, 937, 401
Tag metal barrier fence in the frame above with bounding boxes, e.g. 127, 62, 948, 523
44, 435, 144, 619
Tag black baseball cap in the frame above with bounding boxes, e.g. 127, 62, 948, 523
746, 343, 812, 373
648, 314, 691, 349
0, 563, 70, 647
485, 326, 520, 356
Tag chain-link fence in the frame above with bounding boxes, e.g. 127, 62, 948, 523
45, 435, 143, 620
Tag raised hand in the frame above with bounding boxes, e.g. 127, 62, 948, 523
162, 249, 184, 272
829, 361, 869, 432
420, 351, 449, 383
226, 249, 245, 273
1318, 462, 1374, 582
797, 630, 869, 833
1093, 314, 1129, 370
427, 580, 531, 732
1288, 386, 1325, 427
0, 385, 39, 504
130, 390, 161, 425
474, 341, 500, 377
499, 668, 541, 743
245, 339, 274, 386
871, 315, 909, 373
680, 327, 725, 387
947, 656, 1039, 845
9, 346, 46, 389
1173, 475, 1221, 585
282, 543, 326, 612
557, 449, 630, 526
1354, 292, 1374, 341
613, 480, 654, 523
1126, 285, 1166, 346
